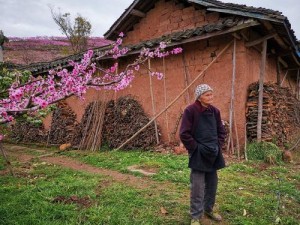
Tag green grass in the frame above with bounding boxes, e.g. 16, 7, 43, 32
0, 159, 189, 225
63, 150, 190, 184
1, 145, 299, 225
247, 141, 283, 163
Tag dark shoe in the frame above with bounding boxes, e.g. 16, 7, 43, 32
204, 211, 222, 221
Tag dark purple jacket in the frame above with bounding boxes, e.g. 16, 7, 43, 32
180, 101, 226, 170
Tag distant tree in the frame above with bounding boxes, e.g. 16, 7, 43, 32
50, 7, 92, 53
0, 30, 9, 62
0, 30, 9, 49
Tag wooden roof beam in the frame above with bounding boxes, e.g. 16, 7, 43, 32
240, 29, 249, 41
261, 21, 289, 49
278, 56, 288, 68
130, 9, 146, 18
232, 32, 242, 40
245, 33, 277, 47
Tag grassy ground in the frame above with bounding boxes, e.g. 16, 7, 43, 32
1, 145, 299, 225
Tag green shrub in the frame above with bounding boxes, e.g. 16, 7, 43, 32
247, 141, 282, 164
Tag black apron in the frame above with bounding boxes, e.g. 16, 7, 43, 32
188, 109, 220, 171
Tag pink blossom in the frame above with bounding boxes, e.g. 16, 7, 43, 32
0, 33, 183, 130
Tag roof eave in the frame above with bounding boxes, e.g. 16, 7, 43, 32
104, 0, 147, 39
207, 7, 284, 23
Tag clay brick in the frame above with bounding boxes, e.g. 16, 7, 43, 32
171, 9, 182, 17
168, 23, 179, 31
160, 19, 171, 26
159, 24, 169, 32
161, 8, 170, 15
182, 13, 194, 20
179, 19, 194, 29
170, 16, 182, 23
182, 6, 194, 14
205, 12, 219, 23
194, 15, 205, 23
160, 12, 171, 21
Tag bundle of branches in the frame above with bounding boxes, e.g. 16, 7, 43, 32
10, 121, 47, 143
246, 82, 300, 146
48, 101, 77, 145
72, 100, 107, 151
102, 95, 159, 150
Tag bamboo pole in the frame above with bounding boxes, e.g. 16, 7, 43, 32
234, 110, 240, 159
227, 38, 237, 154
114, 63, 118, 102
116, 40, 233, 150
257, 39, 267, 142
148, 59, 160, 145
280, 70, 288, 87
182, 52, 191, 104
46, 116, 53, 147
162, 57, 171, 142
276, 57, 281, 85
79, 102, 95, 150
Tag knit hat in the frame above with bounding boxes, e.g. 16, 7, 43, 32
195, 84, 213, 100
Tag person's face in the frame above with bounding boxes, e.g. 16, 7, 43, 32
199, 91, 213, 107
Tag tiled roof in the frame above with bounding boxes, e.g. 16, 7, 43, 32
190, 0, 283, 17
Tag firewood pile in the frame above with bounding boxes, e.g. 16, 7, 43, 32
102, 96, 159, 150
246, 82, 300, 146
48, 101, 78, 145
72, 100, 107, 151
10, 122, 46, 143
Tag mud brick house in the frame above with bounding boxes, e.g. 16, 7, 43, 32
18, 0, 300, 149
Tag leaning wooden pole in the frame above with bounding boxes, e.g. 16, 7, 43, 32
257, 40, 267, 142
116, 41, 233, 150
148, 59, 160, 144
227, 37, 237, 154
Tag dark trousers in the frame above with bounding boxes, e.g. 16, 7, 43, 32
190, 169, 218, 219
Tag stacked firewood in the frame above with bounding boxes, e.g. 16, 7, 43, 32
246, 82, 300, 146
48, 101, 78, 145
10, 121, 47, 143
102, 96, 159, 150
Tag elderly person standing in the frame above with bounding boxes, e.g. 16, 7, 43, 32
180, 84, 226, 225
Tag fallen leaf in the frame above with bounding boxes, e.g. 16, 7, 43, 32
275, 217, 281, 224
160, 207, 168, 215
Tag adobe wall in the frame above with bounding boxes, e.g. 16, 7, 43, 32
44, 35, 297, 148
124, 0, 218, 45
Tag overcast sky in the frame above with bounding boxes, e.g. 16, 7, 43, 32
1, 0, 299, 40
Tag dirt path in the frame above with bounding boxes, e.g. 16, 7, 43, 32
3, 144, 185, 192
